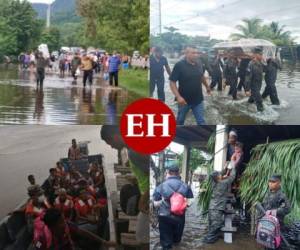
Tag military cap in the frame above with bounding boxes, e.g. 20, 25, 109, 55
210, 171, 220, 179
166, 164, 179, 172
269, 174, 281, 182
253, 46, 263, 55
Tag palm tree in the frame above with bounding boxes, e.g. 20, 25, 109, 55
230, 18, 263, 40
267, 21, 294, 45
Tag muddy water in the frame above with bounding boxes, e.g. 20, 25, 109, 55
150, 182, 262, 250
0, 66, 141, 125
159, 59, 300, 125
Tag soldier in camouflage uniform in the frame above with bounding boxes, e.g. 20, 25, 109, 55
262, 58, 281, 105
202, 166, 236, 244
225, 53, 239, 100
260, 174, 291, 227
245, 47, 265, 112
258, 174, 291, 250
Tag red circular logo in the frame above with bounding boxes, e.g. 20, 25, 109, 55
120, 98, 176, 154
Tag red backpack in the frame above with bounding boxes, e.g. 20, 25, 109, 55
170, 192, 187, 216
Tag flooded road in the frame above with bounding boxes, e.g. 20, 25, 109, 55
150, 182, 262, 250
0, 126, 117, 220
0, 66, 141, 125
160, 59, 300, 125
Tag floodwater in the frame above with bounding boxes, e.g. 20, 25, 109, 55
150, 182, 262, 250
0, 65, 141, 125
160, 59, 300, 125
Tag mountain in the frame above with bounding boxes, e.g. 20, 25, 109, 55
31, 0, 79, 24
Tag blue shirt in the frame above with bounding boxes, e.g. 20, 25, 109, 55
108, 56, 121, 72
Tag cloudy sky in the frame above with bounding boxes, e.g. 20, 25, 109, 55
28, 0, 54, 3
150, 0, 300, 43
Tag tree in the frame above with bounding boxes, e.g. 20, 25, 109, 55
229, 18, 295, 46
0, 0, 43, 55
230, 18, 263, 40
0, 17, 17, 58
40, 27, 61, 52
77, 0, 149, 54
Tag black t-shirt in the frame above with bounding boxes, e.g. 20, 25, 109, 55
150, 55, 168, 80
169, 59, 204, 105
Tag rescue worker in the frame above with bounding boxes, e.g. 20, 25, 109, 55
245, 47, 265, 112
224, 52, 239, 100
259, 174, 291, 228
68, 139, 81, 161
237, 57, 251, 92
202, 165, 236, 244
209, 51, 224, 91
262, 58, 281, 105
150, 47, 171, 102
35, 52, 48, 88
153, 165, 193, 250
258, 174, 291, 250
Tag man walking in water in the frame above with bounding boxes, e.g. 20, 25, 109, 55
153, 165, 193, 250
245, 47, 265, 112
81, 54, 94, 87
35, 51, 48, 88
71, 52, 82, 81
170, 46, 211, 125
108, 51, 121, 87
262, 58, 281, 105
150, 47, 171, 102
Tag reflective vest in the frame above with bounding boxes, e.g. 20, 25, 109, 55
54, 197, 74, 219
74, 196, 95, 217
25, 200, 50, 218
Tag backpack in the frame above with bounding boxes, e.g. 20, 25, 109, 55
170, 191, 187, 216
256, 214, 281, 249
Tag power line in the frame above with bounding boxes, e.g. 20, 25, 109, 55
151, 0, 245, 32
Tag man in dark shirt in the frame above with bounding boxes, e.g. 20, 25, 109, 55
150, 47, 171, 102
170, 46, 211, 125
262, 58, 281, 105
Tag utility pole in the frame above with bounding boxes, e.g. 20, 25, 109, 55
158, 0, 162, 34
46, 3, 51, 28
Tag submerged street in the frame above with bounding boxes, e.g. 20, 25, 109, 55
0, 66, 141, 125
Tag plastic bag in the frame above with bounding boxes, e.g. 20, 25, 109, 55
75, 68, 80, 76
103, 72, 109, 81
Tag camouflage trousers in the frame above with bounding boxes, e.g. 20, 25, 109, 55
203, 210, 224, 242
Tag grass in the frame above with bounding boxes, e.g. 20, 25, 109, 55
119, 68, 148, 97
